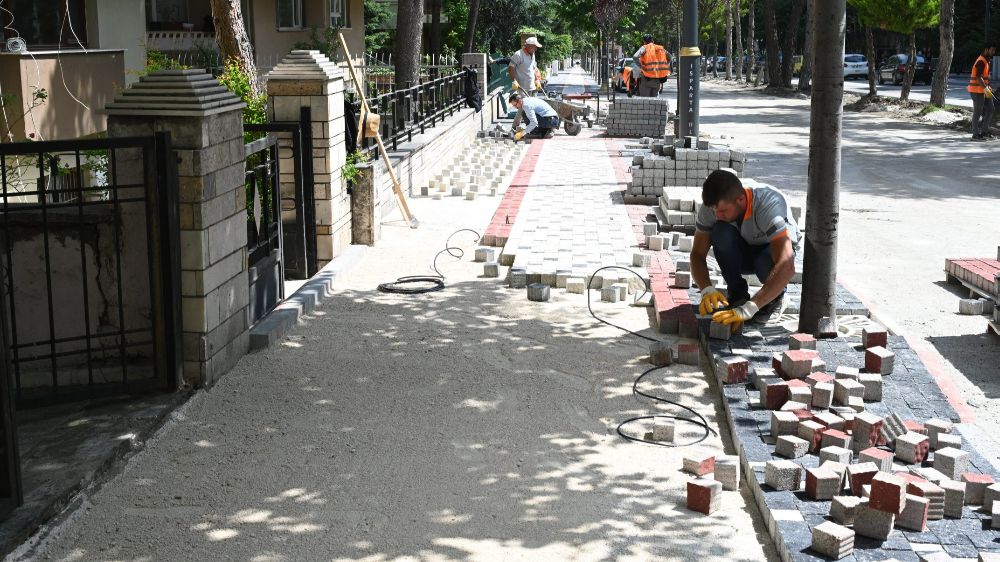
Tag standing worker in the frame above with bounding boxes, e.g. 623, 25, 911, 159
968, 44, 996, 140
509, 93, 559, 140
508, 37, 544, 96
632, 34, 671, 97
691, 169, 799, 328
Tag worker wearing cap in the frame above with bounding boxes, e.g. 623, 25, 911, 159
508, 37, 544, 96
632, 34, 670, 97
508, 92, 559, 140
692, 169, 799, 328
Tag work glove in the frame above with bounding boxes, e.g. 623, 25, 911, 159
535, 79, 543, 91
986, 86, 994, 99
698, 286, 729, 316
512, 81, 520, 91
712, 301, 759, 328
514, 130, 525, 141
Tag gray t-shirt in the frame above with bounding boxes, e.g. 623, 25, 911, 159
509, 48, 537, 91
695, 180, 800, 246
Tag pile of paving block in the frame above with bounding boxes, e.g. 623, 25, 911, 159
943, 247, 1000, 336
604, 97, 671, 138
654, 179, 803, 235
707, 326, 1000, 560
422, 137, 528, 201
626, 136, 748, 198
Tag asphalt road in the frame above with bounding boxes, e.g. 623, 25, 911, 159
830, 74, 973, 108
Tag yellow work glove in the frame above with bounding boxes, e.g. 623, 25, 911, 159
512, 81, 520, 91
513, 130, 525, 141
986, 86, 994, 99
698, 286, 729, 316
712, 301, 759, 329
535, 79, 543, 91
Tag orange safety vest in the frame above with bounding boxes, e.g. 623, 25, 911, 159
968, 55, 991, 93
640, 43, 670, 79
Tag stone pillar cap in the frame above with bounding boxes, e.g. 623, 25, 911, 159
266, 50, 342, 81
104, 69, 245, 117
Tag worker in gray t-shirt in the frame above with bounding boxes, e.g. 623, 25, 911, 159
507, 37, 543, 95
691, 169, 799, 327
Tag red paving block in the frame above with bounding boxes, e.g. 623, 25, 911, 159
687, 478, 722, 515
719, 356, 749, 384
848, 463, 880, 496
865, 346, 895, 375
764, 380, 790, 410
903, 420, 927, 434
772, 353, 786, 378
782, 350, 818, 379
806, 372, 835, 387
788, 333, 817, 350
870, 473, 907, 514
861, 326, 888, 349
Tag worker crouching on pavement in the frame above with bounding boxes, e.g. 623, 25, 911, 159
633, 33, 671, 97
691, 169, 799, 328
509, 93, 559, 140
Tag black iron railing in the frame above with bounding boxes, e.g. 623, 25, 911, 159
0, 133, 182, 405
349, 68, 470, 155
243, 134, 284, 325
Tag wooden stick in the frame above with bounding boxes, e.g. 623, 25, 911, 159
338, 33, 418, 228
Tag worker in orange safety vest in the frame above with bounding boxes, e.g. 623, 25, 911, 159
632, 34, 671, 97
968, 44, 996, 140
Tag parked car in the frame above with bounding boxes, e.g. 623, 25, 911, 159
877, 54, 933, 85
706, 56, 727, 72
843, 54, 868, 79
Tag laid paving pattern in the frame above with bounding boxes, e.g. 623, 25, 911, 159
497, 135, 643, 282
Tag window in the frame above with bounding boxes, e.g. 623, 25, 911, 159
8, 0, 88, 48
277, 0, 303, 30
330, 0, 350, 28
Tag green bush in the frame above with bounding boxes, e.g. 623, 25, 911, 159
217, 59, 267, 129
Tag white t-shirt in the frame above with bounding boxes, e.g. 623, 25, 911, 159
508, 48, 537, 91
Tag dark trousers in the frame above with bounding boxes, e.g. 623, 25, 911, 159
710, 222, 774, 304
971, 92, 995, 136
526, 115, 560, 138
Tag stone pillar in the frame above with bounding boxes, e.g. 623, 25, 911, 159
266, 50, 347, 267
105, 69, 249, 387
350, 163, 379, 246
462, 53, 488, 96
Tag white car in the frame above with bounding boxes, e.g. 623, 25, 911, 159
844, 54, 868, 80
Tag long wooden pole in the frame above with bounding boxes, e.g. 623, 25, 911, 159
338, 33, 418, 228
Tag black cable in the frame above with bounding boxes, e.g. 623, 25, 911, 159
377, 229, 480, 294
584, 265, 717, 447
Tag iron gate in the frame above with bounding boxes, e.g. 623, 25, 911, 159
245, 107, 316, 281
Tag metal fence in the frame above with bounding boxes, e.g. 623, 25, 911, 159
349, 68, 470, 155
0, 133, 182, 405
242, 134, 284, 326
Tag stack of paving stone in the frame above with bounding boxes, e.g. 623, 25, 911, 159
626, 137, 748, 197
943, 254, 1000, 335
655, 179, 803, 235
709, 325, 1000, 560
604, 97, 671, 138
424, 137, 528, 200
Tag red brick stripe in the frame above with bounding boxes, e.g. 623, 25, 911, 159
482, 140, 545, 246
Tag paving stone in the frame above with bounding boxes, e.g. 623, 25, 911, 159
897, 432, 931, 464
782, 349, 818, 379
859, 372, 884, 402
865, 346, 896, 375
933, 448, 970, 480
812, 411, 846, 431
789, 332, 817, 350
683, 451, 716, 476
871, 472, 908, 514
714, 455, 741, 491
848, 462, 881, 496
961, 473, 994, 504
896, 493, 930, 531
935, 433, 962, 450
854, 504, 896, 540
771, 411, 800, 437
812, 382, 835, 409
861, 325, 888, 348
716, 356, 748, 384
484, 262, 500, 277
676, 342, 700, 365
859, 447, 895, 472
687, 477, 722, 515
835, 366, 861, 381
510, 268, 527, 289
926, 418, 954, 449
831, 495, 866, 525
776, 435, 810, 459
821, 429, 852, 450
807, 467, 843, 500
601, 286, 619, 303
939, 479, 966, 518
475, 247, 496, 262
709, 321, 732, 340
834, 379, 866, 406
853, 413, 885, 452
527, 283, 551, 302
650, 418, 675, 442
765, 459, 803, 491
880, 412, 907, 448
820, 446, 853, 465
811, 520, 855, 560
798, 420, 826, 453
566, 277, 585, 294
984, 483, 1000, 511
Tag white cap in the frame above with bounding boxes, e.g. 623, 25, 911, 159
524, 37, 542, 48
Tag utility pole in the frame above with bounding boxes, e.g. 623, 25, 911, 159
678, 0, 701, 138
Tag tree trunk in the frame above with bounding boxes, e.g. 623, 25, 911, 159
781, 0, 805, 87
865, 26, 877, 96
726, 0, 734, 79
901, 31, 917, 101
394, 0, 424, 87
764, 0, 781, 86
209, 0, 260, 96
429, 0, 442, 61
931, 0, 955, 106
746, 0, 756, 83
798, 0, 814, 92
464, 0, 481, 53
734, 0, 744, 80
799, 0, 845, 336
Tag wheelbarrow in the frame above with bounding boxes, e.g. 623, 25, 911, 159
539, 94, 593, 136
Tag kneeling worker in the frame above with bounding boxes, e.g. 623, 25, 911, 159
692, 169, 799, 327
509, 92, 560, 140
